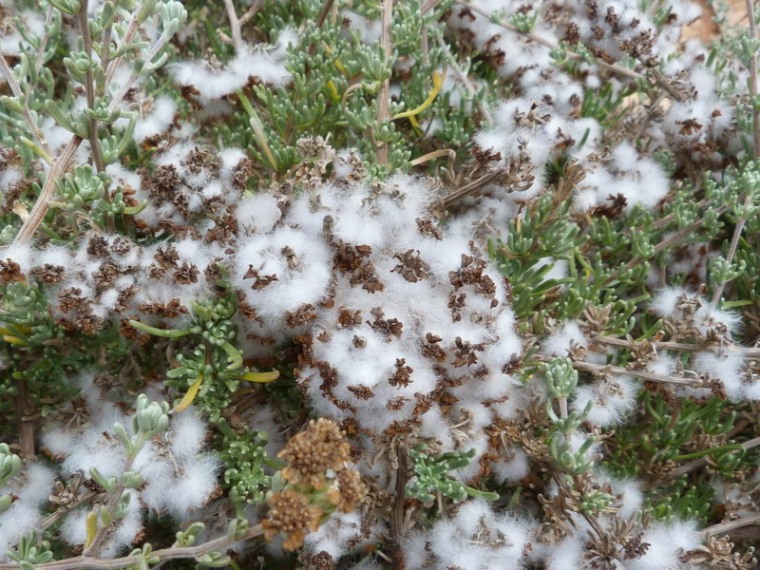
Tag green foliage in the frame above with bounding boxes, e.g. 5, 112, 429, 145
407, 445, 499, 504
219, 424, 273, 507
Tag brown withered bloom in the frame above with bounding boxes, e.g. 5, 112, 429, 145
262, 489, 323, 551
327, 468, 367, 513
278, 418, 351, 487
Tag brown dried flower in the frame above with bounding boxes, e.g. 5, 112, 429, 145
327, 468, 367, 513
262, 490, 323, 551
278, 418, 351, 487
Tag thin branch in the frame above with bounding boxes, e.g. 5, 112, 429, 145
709, 0, 759, 304
702, 512, 760, 538
14, 378, 35, 459
421, 0, 440, 15
441, 169, 506, 209
390, 441, 409, 570
13, 24, 177, 244
711, 202, 749, 305
104, 10, 141, 86
592, 334, 760, 357
40, 490, 100, 531
78, 0, 106, 174
13, 136, 82, 244
315, 0, 336, 29
0, 524, 264, 570
533, 353, 703, 386
239, 0, 264, 26
747, 0, 760, 157
669, 436, 760, 480
436, 35, 491, 124
223, 0, 243, 50
0, 54, 54, 159
376, 0, 393, 166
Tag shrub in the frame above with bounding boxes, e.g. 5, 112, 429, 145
1, 0, 760, 568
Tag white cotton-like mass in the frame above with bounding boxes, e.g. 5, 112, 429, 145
168, 410, 208, 459
133, 96, 176, 144
537, 536, 583, 570
0, 463, 55, 562
541, 321, 588, 357
304, 511, 364, 560
625, 520, 700, 570
693, 303, 741, 336
162, 455, 220, 519
424, 500, 531, 570
171, 29, 293, 101
492, 447, 530, 484
572, 375, 639, 427
236, 193, 282, 235
234, 227, 333, 321
614, 478, 644, 520
650, 286, 688, 318
693, 350, 746, 400
0, 243, 33, 273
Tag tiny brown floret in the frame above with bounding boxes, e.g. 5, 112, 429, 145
278, 418, 351, 487
262, 490, 323, 551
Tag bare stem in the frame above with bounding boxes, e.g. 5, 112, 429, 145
78, 0, 105, 174
13, 136, 83, 244
533, 353, 702, 386
223, 0, 243, 50
82, 454, 136, 557
747, 0, 760, 157
0, 54, 54, 159
711, 205, 748, 305
702, 512, 760, 538
0, 524, 264, 570
669, 436, 760, 480
390, 440, 409, 570
436, 35, 492, 124
14, 378, 35, 459
376, 0, 393, 166
592, 334, 760, 357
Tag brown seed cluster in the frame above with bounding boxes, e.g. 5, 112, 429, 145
278, 418, 351, 488
262, 489, 323, 551
265, 419, 366, 551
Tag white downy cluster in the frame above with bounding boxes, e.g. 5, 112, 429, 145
449, 0, 740, 215
648, 287, 756, 400
38, 375, 219, 558
402, 499, 532, 569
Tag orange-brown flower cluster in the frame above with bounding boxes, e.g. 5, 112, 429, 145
278, 418, 351, 487
327, 467, 366, 514
262, 489, 323, 551
263, 418, 366, 551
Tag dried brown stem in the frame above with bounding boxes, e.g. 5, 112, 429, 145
669, 436, 760, 480
441, 169, 505, 209
592, 334, 760, 357
41, 490, 100, 531
533, 354, 702, 386
711, 204, 748, 305
0, 524, 264, 570
703, 512, 760, 538
436, 35, 492, 124
0, 53, 53, 159
376, 0, 393, 166
78, 0, 105, 174
223, 0, 243, 50
391, 441, 409, 570
12, 136, 82, 244
14, 378, 35, 459
747, 0, 760, 157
